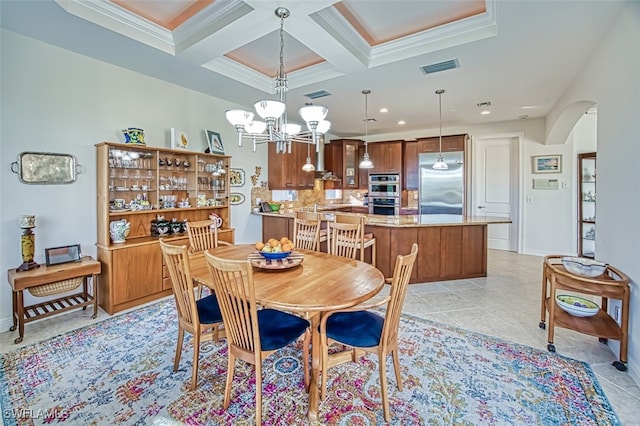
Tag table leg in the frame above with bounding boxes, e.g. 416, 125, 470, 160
307, 314, 320, 421
91, 274, 98, 319
15, 290, 24, 344
10, 290, 18, 332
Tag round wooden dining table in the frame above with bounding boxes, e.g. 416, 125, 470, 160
188, 244, 385, 421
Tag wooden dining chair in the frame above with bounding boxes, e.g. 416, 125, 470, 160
186, 219, 232, 254
292, 211, 326, 251
203, 251, 311, 426
159, 239, 224, 390
334, 214, 377, 266
327, 220, 361, 260
186, 219, 232, 297
319, 243, 418, 422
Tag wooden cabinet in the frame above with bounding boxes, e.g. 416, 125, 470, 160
367, 141, 403, 173
96, 142, 234, 314
261, 215, 294, 242
416, 134, 466, 154
268, 142, 316, 189
403, 141, 418, 189
325, 139, 362, 189
578, 152, 596, 258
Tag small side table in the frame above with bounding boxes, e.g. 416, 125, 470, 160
539, 255, 630, 371
7, 256, 101, 344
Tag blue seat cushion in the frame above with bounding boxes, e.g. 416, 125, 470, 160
196, 294, 223, 324
258, 309, 309, 351
326, 311, 384, 348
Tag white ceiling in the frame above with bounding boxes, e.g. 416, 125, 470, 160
0, 0, 628, 139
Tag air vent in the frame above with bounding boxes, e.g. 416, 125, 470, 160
420, 58, 460, 75
304, 90, 332, 100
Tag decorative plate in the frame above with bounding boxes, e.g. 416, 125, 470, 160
230, 193, 245, 205
248, 251, 304, 270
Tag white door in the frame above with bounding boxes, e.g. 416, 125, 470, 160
471, 136, 519, 251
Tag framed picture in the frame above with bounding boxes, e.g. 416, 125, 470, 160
205, 129, 224, 154
532, 155, 562, 174
45, 244, 82, 266
171, 128, 189, 149
230, 193, 246, 205
229, 168, 245, 186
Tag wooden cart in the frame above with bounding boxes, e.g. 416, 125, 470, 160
539, 255, 630, 371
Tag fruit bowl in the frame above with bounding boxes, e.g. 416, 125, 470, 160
259, 251, 292, 260
561, 256, 608, 278
269, 203, 281, 212
555, 294, 599, 317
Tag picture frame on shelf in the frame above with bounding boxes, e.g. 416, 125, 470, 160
532, 154, 562, 174
205, 129, 224, 154
171, 128, 189, 149
45, 244, 82, 266
229, 168, 245, 186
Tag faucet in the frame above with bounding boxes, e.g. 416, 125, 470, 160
314, 203, 319, 212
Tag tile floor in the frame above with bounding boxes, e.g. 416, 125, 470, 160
2, 250, 639, 424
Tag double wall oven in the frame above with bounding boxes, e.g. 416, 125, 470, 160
369, 173, 400, 215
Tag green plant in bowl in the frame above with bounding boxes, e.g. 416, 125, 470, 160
269, 203, 281, 212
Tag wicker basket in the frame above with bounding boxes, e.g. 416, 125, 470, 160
28, 277, 83, 297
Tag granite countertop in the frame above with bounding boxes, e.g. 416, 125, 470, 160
254, 208, 510, 227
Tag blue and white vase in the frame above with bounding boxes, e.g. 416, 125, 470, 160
109, 219, 130, 243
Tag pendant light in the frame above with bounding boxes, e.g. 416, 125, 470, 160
432, 89, 448, 170
359, 89, 374, 169
301, 141, 315, 172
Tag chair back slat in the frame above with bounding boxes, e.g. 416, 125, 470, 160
204, 252, 260, 354
328, 221, 360, 260
159, 240, 199, 329
187, 220, 222, 253
382, 243, 419, 346
293, 211, 322, 251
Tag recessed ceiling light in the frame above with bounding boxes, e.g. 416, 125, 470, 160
520, 105, 540, 110
398, 120, 406, 125
380, 108, 388, 113
480, 110, 491, 115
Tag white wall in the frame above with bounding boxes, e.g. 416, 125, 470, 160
547, 3, 639, 384
0, 29, 267, 330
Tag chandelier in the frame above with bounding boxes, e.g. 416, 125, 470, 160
225, 7, 330, 154
432, 89, 448, 170
359, 89, 374, 169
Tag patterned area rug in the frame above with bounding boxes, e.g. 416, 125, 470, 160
0, 298, 619, 425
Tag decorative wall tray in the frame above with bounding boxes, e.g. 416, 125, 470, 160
11, 151, 80, 184
247, 252, 304, 270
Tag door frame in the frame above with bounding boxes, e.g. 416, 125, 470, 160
468, 132, 525, 253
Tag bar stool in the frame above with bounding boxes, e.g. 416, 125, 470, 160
333, 214, 377, 267
293, 211, 327, 252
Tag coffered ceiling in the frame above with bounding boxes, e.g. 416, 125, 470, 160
0, 1, 629, 138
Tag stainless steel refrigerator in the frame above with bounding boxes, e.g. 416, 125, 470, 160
419, 151, 464, 215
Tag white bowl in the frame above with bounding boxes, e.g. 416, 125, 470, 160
561, 256, 607, 278
555, 294, 599, 317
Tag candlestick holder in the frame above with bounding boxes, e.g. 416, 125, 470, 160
17, 215, 39, 272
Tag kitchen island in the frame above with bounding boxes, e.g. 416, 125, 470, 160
256, 210, 510, 283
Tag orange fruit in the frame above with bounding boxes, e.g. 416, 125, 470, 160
255, 241, 265, 250
281, 243, 292, 252
280, 237, 289, 245
269, 238, 279, 248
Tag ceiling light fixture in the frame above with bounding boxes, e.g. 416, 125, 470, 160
432, 89, 448, 170
359, 89, 374, 169
225, 7, 330, 154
